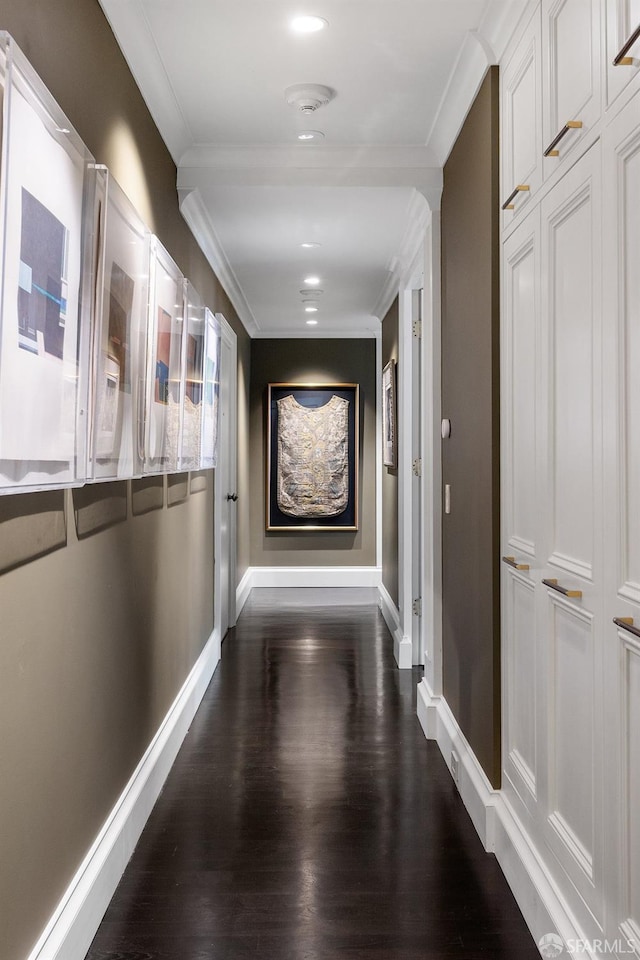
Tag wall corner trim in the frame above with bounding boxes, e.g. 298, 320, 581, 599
416, 679, 595, 955
378, 583, 412, 669
26, 629, 221, 960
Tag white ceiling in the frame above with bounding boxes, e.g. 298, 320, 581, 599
98, 0, 528, 336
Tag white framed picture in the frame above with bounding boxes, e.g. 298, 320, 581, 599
179, 281, 205, 471
201, 308, 221, 470
143, 238, 185, 474
89, 168, 150, 480
0, 34, 95, 491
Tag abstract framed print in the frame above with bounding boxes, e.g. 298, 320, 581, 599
89, 167, 150, 480
382, 358, 397, 468
267, 383, 359, 531
179, 281, 205, 471
200, 308, 221, 470
143, 238, 185, 474
0, 34, 95, 491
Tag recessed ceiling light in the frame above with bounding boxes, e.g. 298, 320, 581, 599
297, 130, 324, 141
304, 275, 321, 285
305, 306, 318, 313
301, 241, 321, 249
291, 15, 328, 33
306, 318, 319, 326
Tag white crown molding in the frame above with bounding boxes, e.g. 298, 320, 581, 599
372, 189, 430, 321
478, 0, 537, 64
97, 0, 192, 163
251, 326, 379, 340
178, 187, 260, 338
179, 142, 439, 169
426, 0, 534, 166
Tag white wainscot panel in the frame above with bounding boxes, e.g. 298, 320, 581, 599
549, 188, 594, 575
620, 633, 640, 946
507, 573, 537, 804
621, 139, 640, 599
548, 598, 595, 884
605, 0, 640, 110
509, 241, 537, 553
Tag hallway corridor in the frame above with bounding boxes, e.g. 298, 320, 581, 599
85, 589, 540, 960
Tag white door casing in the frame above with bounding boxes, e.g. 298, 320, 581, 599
214, 313, 237, 646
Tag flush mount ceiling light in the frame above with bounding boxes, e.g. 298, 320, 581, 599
286, 83, 335, 115
290, 15, 328, 33
297, 130, 324, 142
299, 288, 323, 297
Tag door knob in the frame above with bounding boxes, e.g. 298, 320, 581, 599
226, 493, 238, 502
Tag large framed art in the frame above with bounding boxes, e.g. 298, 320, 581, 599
0, 33, 95, 491
179, 281, 205, 471
200, 308, 221, 470
143, 238, 185, 474
89, 168, 150, 480
267, 383, 359, 531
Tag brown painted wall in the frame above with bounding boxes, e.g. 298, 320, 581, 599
0, 3, 250, 958
250, 339, 377, 567
382, 299, 399, 605
440, 68, 501, 787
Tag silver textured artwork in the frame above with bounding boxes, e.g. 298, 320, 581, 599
276, 394, 349, 517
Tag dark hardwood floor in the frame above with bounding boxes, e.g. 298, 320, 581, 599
85, 588, 540, 960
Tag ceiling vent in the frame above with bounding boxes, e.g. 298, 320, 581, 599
285, 83, 335, 115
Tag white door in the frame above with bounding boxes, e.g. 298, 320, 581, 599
501, 204, 541, 824
214, 313, 237, 648
602, 90, 640, 954
538, 142, 604, 933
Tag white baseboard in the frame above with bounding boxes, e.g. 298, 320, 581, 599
378, 583, 412, 669
416, 678, 594, 959
235, 567, 253, 617
246, 565, 382, 589
27, 629, 221, 960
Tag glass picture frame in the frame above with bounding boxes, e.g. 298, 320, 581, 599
179, 281, 205, 471
382, 359, 397, 469
143, 238, 185, 474
89, 167, 150, 480
200, 308, 221, 470
0, 33, 95, 492
266, 382, 359, 531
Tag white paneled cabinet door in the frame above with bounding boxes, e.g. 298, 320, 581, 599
501, 9, 543, 230
501, 207, 542, 823
539, 143, 604, 935
605, 0, 640, 110
542, 0, 601, 172
602, 91, 640, 956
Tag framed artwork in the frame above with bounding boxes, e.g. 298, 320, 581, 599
267, 383, 359, 531
89, 168, 150, 480
200, 308, 221, 470
179, 281, 205, 471
382, 359, 397, 469
0, 33, 95, 491
143, 238, 185, 474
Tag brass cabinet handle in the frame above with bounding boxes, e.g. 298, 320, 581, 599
542, 578, 582, 599
613, 617, 640, 638
544, 121, 583, 157
613, 23, 640, 65
502, 184, 531, 210
502, 555, 530, 571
